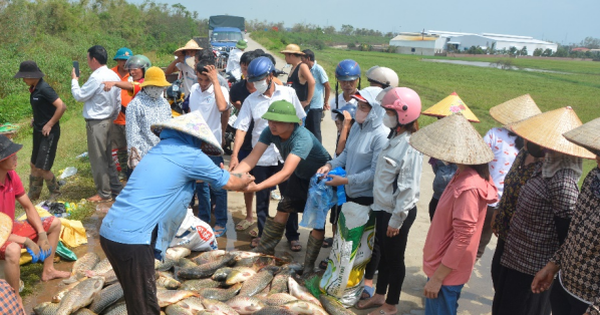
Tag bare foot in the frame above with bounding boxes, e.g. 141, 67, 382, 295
368, 303, 398, 315
42, 268, 71, 281
356, 294, 386, 310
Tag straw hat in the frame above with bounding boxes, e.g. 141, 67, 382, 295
280, 44, 304, 55
0, 212, 13, 248
563, 117, 600, 156
489, 94, 542, 125
509, 106, 595, 159
174, 39, 203, 53
151, 111, 224, 156
422, 92, 480, 123
410, 113, 494, 165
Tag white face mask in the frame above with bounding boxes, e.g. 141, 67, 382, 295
253, 79, 269, 94
144, 86, 164, 99
355, 110, 368, 124
383, 114, 398, 129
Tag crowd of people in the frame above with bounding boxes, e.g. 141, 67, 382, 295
0, 38, 598, 315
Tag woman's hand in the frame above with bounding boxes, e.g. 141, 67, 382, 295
325, 175, 348, 187
386, 226, 400, 237
423, 277, 443, 299
531, 262, 559, 293
316, 164, 332, 177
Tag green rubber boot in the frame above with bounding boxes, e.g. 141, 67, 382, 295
303, 234, 324, 275
45, 176, 61, 201
28, 175, 44, 201
254, 218, 285, 255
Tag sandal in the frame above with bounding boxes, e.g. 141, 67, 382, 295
322, 237, 333, 248
235, 219, 253, 231
248, 226, 259, 238
360, 285, 375, 300
250, 237, 260, 248
289, 240, 302, 252
214, 226, 227, 238
318, 259, 328, 270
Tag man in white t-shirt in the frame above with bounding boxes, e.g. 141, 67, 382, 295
188, 60, 230, 238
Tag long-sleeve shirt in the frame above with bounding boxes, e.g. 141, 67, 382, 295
125, 91, 172, 158
71, 65, 121, 120
423, 167, 498, 285
484, 127, 519, 207
371, 131, 423, 229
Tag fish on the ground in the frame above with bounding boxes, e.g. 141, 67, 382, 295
212, 267, 234, 281
268, 270, 293, 294
261, 293, 298, 306
288, 277, 322, 307
225, 267, 256, 285
52, 280, 83, 303
103, 301, 128, 315
156, 257, 178, 272
252, 306, 296, 315
64, 252, 100, 284
157, 271, 182, 289
178, 254, 235, 279
73, 308, 97, 315
99, 269, 119, 285
199, 283, 243, 301
181, 278, 222, 291
33, 302, 59, 315
166, 247, 192, 261
283, 300, 328, 315
177, 297, 205, 312
165, 302, 195, 315
238, 270, 274, 297
85, 257, 112, 277
88, 282, 123, 314
192, 250, 226, 265
55, 277, 104, 315
202, 299, 240, 315
226, 296, 265, 314
319, 294, 355, 315
157, 289, 200, 307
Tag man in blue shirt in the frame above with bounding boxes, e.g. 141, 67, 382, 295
301, 49, 330, 143
99, 112, 254, 315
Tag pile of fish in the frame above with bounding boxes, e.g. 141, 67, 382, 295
34, 248, 355, 315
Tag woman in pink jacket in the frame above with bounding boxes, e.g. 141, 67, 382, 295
410, 113, 498, 315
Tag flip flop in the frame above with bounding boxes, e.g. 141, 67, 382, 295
322, 237, 333, 248
214, 227, 227, 238
235, 219, 253, 231
289, 240, 302, 252
248, 226, 259, 238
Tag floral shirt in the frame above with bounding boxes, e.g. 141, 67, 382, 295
551, 167, 600, 315
126, 91, 172, 158
484, 127, 519, 207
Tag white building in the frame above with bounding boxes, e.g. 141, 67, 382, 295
389, 30, 557, 56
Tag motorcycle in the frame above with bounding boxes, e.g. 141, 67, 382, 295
166, 79, 185, 116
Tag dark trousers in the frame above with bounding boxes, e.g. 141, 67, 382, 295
492, 265, 552, 315
550, 278, 590, 315
304, 108, 323, 143
491, 238, 505, 291
254, 165, 299, 241
100, 233, 160, 315
375, 207, 417, 305
477, 206, 496, 259
429, 197, 440, 221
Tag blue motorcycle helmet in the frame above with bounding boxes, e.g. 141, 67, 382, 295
335, 59, 361, 81
332, 104, 357, 120
247, 56, 274, 82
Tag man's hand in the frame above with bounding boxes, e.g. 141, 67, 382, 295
423, 277, 443, 299
175, 51, 184, 62
229, 156, 239, 171
103, 81, 116, 91
300, 100, 310, 108
325, 174, 348, 187
36, 232, 52, 262
242, 181, 260, 193
316, 164, 332, 177
386, 226, 400, 238
42, 123, 53, 136
343, 111, 353, 127
324, 103, 330, 111
71, 68, 79, 80
531, 262, 558, 293
203, 65, 219, 84
24, 238, 41, 263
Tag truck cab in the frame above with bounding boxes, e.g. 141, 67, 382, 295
210, 27, 244, 51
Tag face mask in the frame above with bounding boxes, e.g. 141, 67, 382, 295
527, 141, 546, 158
383, 114, 398, 129
355, 110, 368, 124
144, 86, 164, 99
253, 79, 269, 94
184, 55, 195, 68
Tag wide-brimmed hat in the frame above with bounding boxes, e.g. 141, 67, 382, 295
174, 39, 203, 53
236, 39, 247, 50
510, 106, 595, 159
113, 47, 133, 60
410, 113, 494, 165
151, 111, 224, 156
563, 117, 600, 156
422, 92, 480, 123
262, 100, 301, 124
0, 212, 13, 248
280, 44, 304, 55
489, 94, 542, 125
140, 67, 171, 88
0, 135, 22, 162
14, 61, 44, 79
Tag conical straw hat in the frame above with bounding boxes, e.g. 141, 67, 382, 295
422, 92, 480, 123
489, 94, 542, 125
510, 106, 595, 159
563, 117, 600, 156
0, 212, 13, 248
409, 113, 494, 165
152, 111, 224, 156
174, 39, 203, 53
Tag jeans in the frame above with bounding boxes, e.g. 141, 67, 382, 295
425, 283, 465, 315
196, 156, 228, 227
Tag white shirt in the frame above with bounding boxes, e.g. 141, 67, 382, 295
234, 85, 306, 166
189, 83, 230, 145
484, 127, 519, 207
71, 65, 121, 120
225, 48, 243, 81
329, 93, 357, 120
176, 62, 197, 98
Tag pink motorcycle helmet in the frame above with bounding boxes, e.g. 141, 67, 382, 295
381, 87, 422, 125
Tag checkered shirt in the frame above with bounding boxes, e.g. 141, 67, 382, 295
501, 166, 579, 276
0, 279, 24, 314
551, 167, 600, 315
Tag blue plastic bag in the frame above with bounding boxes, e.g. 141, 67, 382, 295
300, 167, 347, 229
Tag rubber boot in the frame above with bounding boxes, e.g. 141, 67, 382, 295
254, 218, 285, 255
117, 149, 129, 180
45, 176, 61, 201
303, 234, 324, 275
28, 175, 44, 201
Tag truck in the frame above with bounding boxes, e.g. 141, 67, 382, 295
209, 15, 246, 51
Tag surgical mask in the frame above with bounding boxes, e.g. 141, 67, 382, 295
253, 79, 269, 94
355, 110, 368, 124
383, 114, 398, 129
144, 86, 164, 99
185, 55, 195, 68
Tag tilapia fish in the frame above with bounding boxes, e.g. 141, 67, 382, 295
165, 303, 196, 315
181, 278, 222, 291
85, 257, 112, 277
55, 277, 105, 315
288, 277, 322, 307
202, 299, 240, 315
103, 301, 128, 315
166, 246, 192, 261
34, 302, 59, 315
319, 294, 355, 315
64, 252, 100, 284
225, 267, 256, 285
73, 309, 97, 315
253, 306, 296, 315
178, 296, 206, 312
212, 267, 234, 281
157, 289, 200, 307
283, 300, 328, 315
157, 271, 182, 289
262, 293, 298, 306
178, 253, 235, 279
199, 283, 242, 301
238, 270, 274, 297
226, 296, 265, 314
88, 282, 123, 314
192, 250, 226, 265
269, 270, 293, 294
155, 257, 178, 271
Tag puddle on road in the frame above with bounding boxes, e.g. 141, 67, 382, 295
422, 58, 571, 74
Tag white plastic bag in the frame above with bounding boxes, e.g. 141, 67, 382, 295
170, 208, 218, 251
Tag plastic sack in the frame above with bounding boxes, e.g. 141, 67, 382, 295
55, 241, 77, 261
170, 208, 218, 251
300, 167, 347, 229
59, 218, 88, 248
59, 167, 77, 179
320, 203, 375, 307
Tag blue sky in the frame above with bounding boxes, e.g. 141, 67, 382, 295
130, 0, 599, 44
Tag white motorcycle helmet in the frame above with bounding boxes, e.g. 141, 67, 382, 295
366, 66, 399, 88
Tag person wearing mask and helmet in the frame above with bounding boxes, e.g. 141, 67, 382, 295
366, 66, 399, 89
103, 54, 151, 98
329, 59, 361, 120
